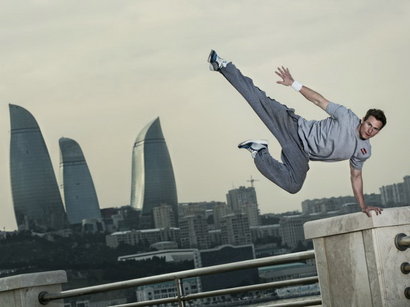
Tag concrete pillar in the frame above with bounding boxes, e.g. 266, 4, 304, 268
0, 271, 67, 307
304, 207, 410, 307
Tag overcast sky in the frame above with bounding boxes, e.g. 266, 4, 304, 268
1, 1, 409, 231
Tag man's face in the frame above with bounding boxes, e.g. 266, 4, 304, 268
359, 115, 383, 140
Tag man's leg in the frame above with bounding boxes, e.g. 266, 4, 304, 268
212, 55, 309, 193
254, 144, 309, 194
219, 62, 289, 136
247, 105, 309, 194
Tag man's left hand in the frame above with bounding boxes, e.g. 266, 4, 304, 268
362, 206, 383, 217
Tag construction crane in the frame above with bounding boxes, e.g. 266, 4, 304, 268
247, 176, 259, 188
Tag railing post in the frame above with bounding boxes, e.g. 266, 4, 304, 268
400, 262, 410, 274
175, 278, 186, 307
395, 233, 410, 251
0, 271, 67, 307
405, 288, 410, 299
304, 207, 410, 307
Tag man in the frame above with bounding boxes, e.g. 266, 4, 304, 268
208, 50, 386, 217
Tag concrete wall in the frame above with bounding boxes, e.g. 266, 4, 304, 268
305, 207, 410, 307
0, 271, 66, 307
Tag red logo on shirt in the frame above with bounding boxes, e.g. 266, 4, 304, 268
360, 148, 367, 155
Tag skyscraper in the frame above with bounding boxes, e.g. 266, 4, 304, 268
130, 117, 178, 228
153, 204, 176, 228
380, 184, 396, 206
404, 176, 410, 204
179, 214, 209, 249
226, 186, 258, 212
220, 213, 251, 246
9, 104, 67, 231
226, 186, 259, 226
59, 137, 101, 225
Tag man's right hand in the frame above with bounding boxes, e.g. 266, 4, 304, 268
275, 66, 294, 86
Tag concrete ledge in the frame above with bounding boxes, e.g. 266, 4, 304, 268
304, 207, 410, 239
304, 206, 410, 306
0, 270, 67, 292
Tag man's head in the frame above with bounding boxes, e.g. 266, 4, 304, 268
359, 109, 386, 140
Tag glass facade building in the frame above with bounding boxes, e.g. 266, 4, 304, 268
59, 137, 102, 225
130, 118, 178, 227
9, 104, 67, 231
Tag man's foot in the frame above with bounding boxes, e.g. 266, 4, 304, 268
238, 140, 268, 158
208, 49, 228, 71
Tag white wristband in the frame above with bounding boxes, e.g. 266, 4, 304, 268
291, 80, 303, 92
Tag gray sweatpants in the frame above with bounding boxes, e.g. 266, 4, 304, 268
220, 63, 309, 194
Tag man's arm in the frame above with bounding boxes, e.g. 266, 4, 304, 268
275, 66, 330, 111
350, 165, 383, 217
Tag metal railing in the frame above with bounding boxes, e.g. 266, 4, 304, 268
39, 250, 320, 306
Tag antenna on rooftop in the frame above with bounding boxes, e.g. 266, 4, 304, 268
247, 176, 259, 188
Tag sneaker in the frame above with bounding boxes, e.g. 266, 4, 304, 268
238, 140, 268, 158
207, 49, 228, 71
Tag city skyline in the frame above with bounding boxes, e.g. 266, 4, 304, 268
1, 1, 410, 230
7, 99, 408, 232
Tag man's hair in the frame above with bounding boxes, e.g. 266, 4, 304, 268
364, 109, 386, 129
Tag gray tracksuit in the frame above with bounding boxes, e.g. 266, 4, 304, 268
220, 62, 370, 193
